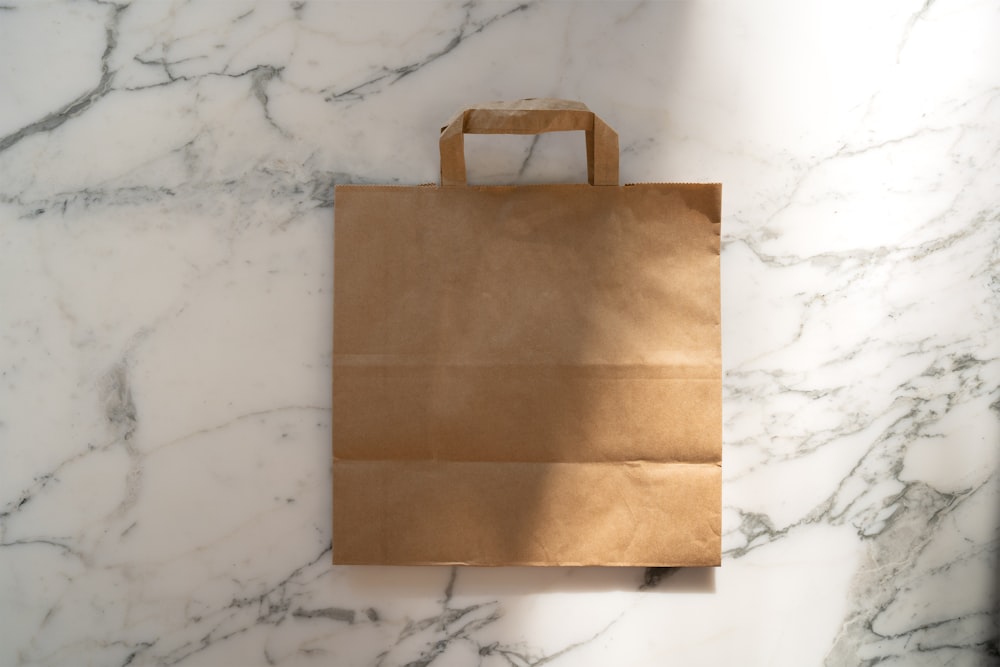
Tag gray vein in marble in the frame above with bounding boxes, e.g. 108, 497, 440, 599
728, 77, 999, 267
0, 430, 122, 540
726, 351, 998, 557
123, 58, 292, 142
2, 295, 199, 535
291, 606, 355, 623
516, 135, 542, 179
248, 65, 289, 136
323, 1, 535, 103
77, 558, 624, 666
721, 75, 1000, 657
825, 478, 999, 664
101, 362, 144, 516
0, 1, 125, 154
0, 2, 297, 184
148, 546, 334, 666
369, 568, 621, 667
2, 167, 383, 220
729, 224, 977, 332
0, 538, 84, 561
102, 362, 137, 440
897, 0, 937, 62
0, 404, 326, 543
728, 123, 984, 270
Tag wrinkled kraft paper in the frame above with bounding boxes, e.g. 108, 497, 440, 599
333, 99, 721, 566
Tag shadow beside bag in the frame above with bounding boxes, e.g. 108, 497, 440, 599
333, 99, 721, 566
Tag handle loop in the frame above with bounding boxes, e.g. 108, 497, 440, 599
439, 99, 619, 186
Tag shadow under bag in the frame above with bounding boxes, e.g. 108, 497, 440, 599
333, 99, 721, 566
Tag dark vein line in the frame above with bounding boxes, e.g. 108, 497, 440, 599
0, 3, 125, 153
897, 0, 937, 62
324, 2, 533, 103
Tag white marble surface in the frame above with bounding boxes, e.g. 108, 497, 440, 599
1, 0, 998, 665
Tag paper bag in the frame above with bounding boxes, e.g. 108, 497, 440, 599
333, 99, 721, 566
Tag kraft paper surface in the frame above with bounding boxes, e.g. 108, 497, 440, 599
333, 99, 721, 566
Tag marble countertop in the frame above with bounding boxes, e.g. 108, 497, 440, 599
1, 1, 997, 665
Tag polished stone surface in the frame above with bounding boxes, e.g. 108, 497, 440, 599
1, 1, 997, 665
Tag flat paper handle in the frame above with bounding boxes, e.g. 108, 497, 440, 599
439, 98, 619, 186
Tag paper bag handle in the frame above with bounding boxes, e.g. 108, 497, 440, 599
439, 99, 619, 186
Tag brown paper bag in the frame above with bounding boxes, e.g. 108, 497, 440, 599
333, 99, 721, 566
